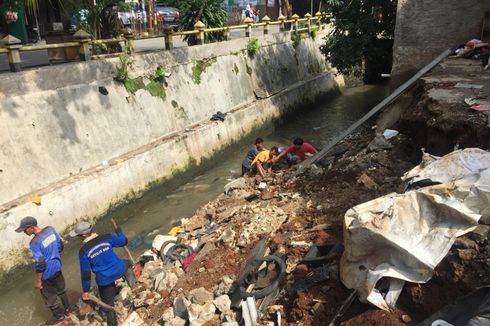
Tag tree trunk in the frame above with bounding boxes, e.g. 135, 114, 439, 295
281, 0, 292, 18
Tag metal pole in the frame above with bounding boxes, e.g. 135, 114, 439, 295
306, 49, 452, 166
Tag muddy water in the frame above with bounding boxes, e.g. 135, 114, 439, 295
0, 84, 388, 325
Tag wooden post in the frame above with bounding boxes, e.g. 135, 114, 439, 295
1, 35, 22, 72
244, 17, 254, 38
194, 20, 205, 45
110, 218, 136, 264
73, 29, 92, 62
262, 15, 271, 35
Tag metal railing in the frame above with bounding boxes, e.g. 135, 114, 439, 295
0, 12, 329, 73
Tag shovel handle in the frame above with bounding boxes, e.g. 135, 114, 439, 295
110, 218, 136, 265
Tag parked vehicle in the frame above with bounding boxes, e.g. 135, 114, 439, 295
118, 2, 147, 26
155, 5, 180, 30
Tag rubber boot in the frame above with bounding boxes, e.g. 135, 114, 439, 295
106, 310, 118, 326
59, 292, 71, 312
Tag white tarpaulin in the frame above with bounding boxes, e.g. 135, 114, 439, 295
340, 148, 490, 310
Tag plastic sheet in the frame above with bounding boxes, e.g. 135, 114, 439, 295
341, 148, 490, 310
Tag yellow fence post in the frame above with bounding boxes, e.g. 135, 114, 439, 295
262, 15, 271, 35
244, 17, 254, 38
1, 35, 22, 72
315, 11, 322, 30
123, 28, 134, 54
292, 14, 299, 32
224, 27, 230, 41
279, 14, 286, 32
73, 29, 92, 62
164, 27, 173, 50
305, 13, 312, 34
194, 20, 205, 45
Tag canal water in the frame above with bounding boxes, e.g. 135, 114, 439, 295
0, 84, 388, 325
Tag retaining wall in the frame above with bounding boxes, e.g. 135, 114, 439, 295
0, 31, 339, 275
392, 0, 490, 83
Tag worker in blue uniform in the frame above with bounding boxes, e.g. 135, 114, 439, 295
15, 216, 70, 325
70, 221, 136, 326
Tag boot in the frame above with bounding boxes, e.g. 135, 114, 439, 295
59, 292, 71, 312
106, 310, 118, 326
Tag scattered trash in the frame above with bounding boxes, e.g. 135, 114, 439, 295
382, 129, 399, 140
471, 105, 490, 111
211, 111, 226, 122
454, 82, 484, 89
368, 134, 393, 151
302, 244, 343, 267
258, 182, 267, 190
30, 195, 41, 205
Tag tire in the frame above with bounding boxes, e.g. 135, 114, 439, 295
239, 255, 286, 299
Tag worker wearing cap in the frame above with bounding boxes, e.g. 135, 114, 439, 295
15, 216, 70, 325
70, 221, 135, 326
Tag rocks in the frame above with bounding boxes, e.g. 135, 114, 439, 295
189, 287, 214, 305
166, 316, 186, 326
357, 173, 379, 189
219, 228, 236, 244
214, 275, 235, 296
174, 295, 191, 319
183, 215, 209, 232
161, 307, 175, 322
458, 248, 477, 261
454, 236, 478, 249
154, 269, 179, 292
121, 311, 145, 326
224, 178, 247, 195
213, 295, 231, 313
188, 302, 216, 324
368, 134, 393, 151
401, 314, 412, 323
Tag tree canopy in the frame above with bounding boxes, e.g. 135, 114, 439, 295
320, 0, 397, 78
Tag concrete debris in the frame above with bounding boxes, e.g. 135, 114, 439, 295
224, 178, 247, 195
368, 134, 393, 151
213, 294, 231, 313
219, 228, 236, 244
357, 173, 378, 189
189, 287, 214, 305
120, 311, 146, 326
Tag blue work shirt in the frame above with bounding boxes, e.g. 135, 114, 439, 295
30, 226, 64, 280
78, 230, 128, 292
242, 144, 262, 169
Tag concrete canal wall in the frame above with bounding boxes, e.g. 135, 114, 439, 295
0, 30, 339, 275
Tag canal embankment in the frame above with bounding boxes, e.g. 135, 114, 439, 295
78, 56, 490, 325
0, 30, 340, 277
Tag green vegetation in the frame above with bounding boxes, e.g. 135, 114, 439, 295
180, 0, 228, 45
246, 37, 260, 58
319, 0, 397, 79
115, 57, 166, 99
125, 78, 145, 93
310, 26, 318, 40
171, 100, 179, 108
191, 58, 216, 84
233, 64, 239, 74
291, 31, 302, 48
114, 55, 130, 83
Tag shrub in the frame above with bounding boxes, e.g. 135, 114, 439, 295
247, 37, 260, 57
291, 32, 301, 48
